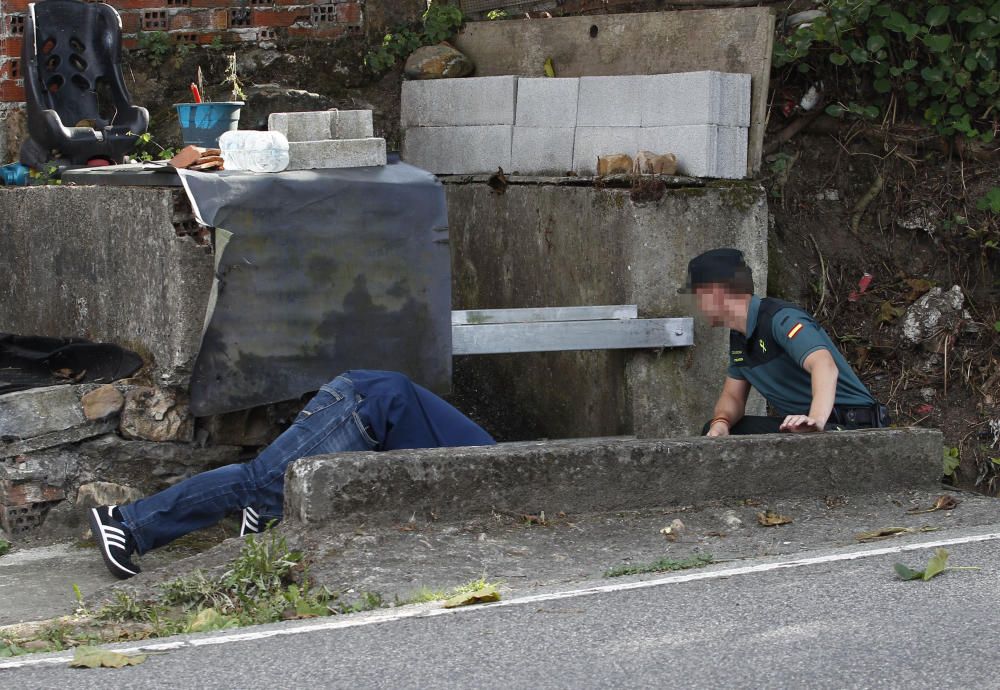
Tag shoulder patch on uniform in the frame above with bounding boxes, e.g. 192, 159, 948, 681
787, 323, 804, 339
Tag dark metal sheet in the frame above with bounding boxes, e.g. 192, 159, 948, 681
177, 163, 451, 416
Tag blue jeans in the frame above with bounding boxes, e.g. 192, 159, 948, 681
119, 375, 375, 554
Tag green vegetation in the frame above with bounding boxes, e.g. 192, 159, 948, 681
943, 446, 961, 478
604, 554, 714, 578
137, 31, 173, 66
0, 539, 9, 557
364, 3, 464, 73
774, 1, 1000, 140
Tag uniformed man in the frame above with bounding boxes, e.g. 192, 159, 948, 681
681, 248, 889, 436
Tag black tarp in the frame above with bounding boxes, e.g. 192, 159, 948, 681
176, 162, 452, 417
0, 334, 142, 395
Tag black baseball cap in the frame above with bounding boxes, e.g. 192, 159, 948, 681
678, 248, 752, 293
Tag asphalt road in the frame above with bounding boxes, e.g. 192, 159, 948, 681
5, 528, 1000, 689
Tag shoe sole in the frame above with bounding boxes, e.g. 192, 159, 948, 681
88, 507, 139, 580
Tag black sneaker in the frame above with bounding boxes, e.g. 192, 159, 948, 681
88, 505, 141, 579
240, 506, 262, 537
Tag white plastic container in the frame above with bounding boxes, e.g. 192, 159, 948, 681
218, 130, 290, 173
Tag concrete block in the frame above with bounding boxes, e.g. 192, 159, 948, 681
640, 125, 748, 179
286, 429, 944, 526
286, 138, 388, 170
643, 71, 751, 127
401, 76, 518, 128
511, 127, 575, 175
403, 126, 513, 174
268, 111, 334, 142
571, 127, 640, 175
333, 110, 374, 139
515, 78, 580, 127
576, 76, 646, 127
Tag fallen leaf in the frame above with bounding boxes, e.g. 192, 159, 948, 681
70, 646, 146, 669
856, 525, 940, 542
659, 518, 686, 542
543, 57, 556, 77
443, 585, 501, 609
523, 512, 548, 526
756, 510, 793, 526
185, 607, 234, 633
907, 495, 959, 514
893, 562, 924, 581
904, 278, 934, 301
879, 300, 904, 323
922, 548, 949, 580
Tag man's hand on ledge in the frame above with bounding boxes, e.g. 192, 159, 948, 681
707, 421, 731, 437
780, 415, 822, 433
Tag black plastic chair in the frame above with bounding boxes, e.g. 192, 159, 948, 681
20, 0, 148, 166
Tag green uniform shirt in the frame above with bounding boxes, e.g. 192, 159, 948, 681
727, 296, 875, 415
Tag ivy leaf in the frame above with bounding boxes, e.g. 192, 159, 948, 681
957, 7, 986, 23
874, 78, 893, 93
894, 563, 924, 580
883, 11, 910, 32
926, 6, 950, 27
826, 103, 846, 117
922, 548, 949, 580
867, 35, 887, 52
924, 34, 953, 52
829, 52, 848, 66
903, 59, 919, 70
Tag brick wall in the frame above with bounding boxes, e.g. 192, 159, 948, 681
0, 0, 367, 104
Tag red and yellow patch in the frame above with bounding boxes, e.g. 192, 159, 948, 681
787, 323, 804, 339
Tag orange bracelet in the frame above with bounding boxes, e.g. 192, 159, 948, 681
710, 416, 730, 429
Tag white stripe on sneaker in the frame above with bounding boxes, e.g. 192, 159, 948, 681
91, 507, 138, 577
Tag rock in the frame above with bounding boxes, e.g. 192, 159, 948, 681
901, 285, 966, 347
721, 510, 743, 529
241, 84, 335, 131
0, 386, 87, 440
120, 387, 194, 443
76, 435, 243, 493
81, 385, 125, 421
597, 153, 633, 176
76, 481, 144, 511
404, 43, 474, 80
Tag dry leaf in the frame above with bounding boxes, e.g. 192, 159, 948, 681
855, 525, 940, 542
443, 585, 501, 609
659, 518, 686, 542
907, 495, 959, 514
523, 512, 548, 526
70, 646, 146, 669
756, 510, 793, 526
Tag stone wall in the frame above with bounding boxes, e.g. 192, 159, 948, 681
0, 384, 243, 536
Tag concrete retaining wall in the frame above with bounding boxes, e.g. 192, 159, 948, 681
446, 178, 769, 439
285, 429, 945, 526
0, 186, 214, 386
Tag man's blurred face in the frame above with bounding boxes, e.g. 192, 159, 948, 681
693, 284, 728, 327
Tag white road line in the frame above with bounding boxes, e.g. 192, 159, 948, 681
3, 529, 999, 671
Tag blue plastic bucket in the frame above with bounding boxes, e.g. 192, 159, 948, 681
174, 102, 244, 148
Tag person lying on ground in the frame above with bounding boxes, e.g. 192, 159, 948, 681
89, 369, 495, 580
681, 248, 890, 436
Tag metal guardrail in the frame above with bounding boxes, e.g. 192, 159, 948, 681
451, 305, 694, 355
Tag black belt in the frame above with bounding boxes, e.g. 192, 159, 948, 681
830, 403, 890, 428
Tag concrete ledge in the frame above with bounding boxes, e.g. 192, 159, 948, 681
285, 429, 944, 526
